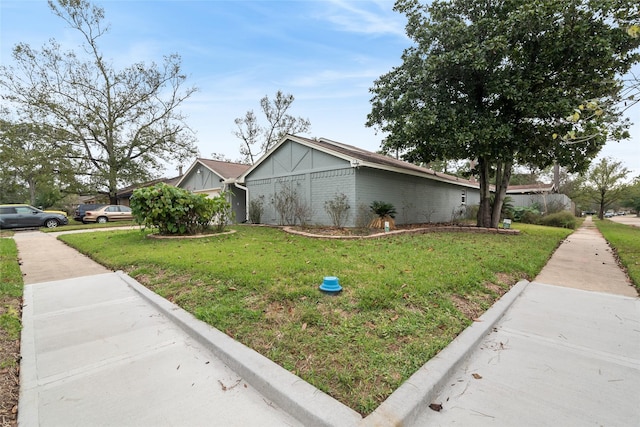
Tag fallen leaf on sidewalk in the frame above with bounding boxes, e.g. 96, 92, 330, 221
472, 373, 482, 379
429, 403, 443, 412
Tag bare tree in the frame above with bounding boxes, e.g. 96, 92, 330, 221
0, 0, 198, 204
234, 90, 311, 164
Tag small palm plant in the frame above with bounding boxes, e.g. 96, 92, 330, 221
369, 201, 397, 229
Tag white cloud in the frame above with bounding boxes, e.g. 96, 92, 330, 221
319, 0, 407, 38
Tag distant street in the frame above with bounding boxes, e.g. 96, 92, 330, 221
607, 214, 640, 227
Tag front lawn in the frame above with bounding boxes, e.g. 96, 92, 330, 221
59, 224, 570, 415
595, 219, 640, 291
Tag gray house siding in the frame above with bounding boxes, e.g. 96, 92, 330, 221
354, 168, 480, 225
310, 168, 356, 226
179, 168, 222, 193
245, 140, 355, 225
243, 137, 484, 227
248, 140, 348, 179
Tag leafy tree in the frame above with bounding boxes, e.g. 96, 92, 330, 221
367, 0, 640, 228
0, 0, 198, 204
621, 176, 640, 215
0, 119, 80, 206
584, 158, 630, 219
233, 90, 311, 164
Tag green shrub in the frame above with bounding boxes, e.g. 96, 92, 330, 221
512, 206, 541, 222
131, 184, 231, 235
539, 211, 577, 229
520, 210, 542, 224
210, 191, 234, 232
370, 201, 397, 218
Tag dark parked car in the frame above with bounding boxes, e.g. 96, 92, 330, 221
74, 204, 106, 222
0, 204, 69, 229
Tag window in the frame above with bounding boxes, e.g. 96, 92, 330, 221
461, 190, 467, 205
15, 206, 36, 214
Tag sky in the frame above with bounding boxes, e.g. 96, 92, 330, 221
1, 0, 638, 180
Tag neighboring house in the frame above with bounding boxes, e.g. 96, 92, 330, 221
116, 176, 183, 206
506, 183, 574, 214
176, 159, 251, 223
237, 135, 482, 227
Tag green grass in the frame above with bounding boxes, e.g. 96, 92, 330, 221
59, 223, 571, 415
594, 219, 640, 291
0, 238, 24, 341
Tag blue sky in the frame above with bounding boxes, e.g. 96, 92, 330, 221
1, 0, 638, 179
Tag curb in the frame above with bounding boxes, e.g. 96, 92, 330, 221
117, 271, 363, 427
360, 280, 530, 426
119, 270, 530, 426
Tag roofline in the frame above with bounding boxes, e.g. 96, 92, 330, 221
175, 158, 225, 188
238, 135, 479, 189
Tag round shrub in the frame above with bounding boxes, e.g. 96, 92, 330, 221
539, 211, 577, 229
131, 184, 231, 235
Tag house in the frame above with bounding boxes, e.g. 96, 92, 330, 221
506, 183, 574, 214
175, 159, 251, 223
116, 176, 183, 206
237, 135, 482, 227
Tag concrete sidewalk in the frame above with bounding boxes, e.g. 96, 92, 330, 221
407, 217, 640, 426
19, 272, 302, 427
14, 217, 640, 426
15, 231, 359, 427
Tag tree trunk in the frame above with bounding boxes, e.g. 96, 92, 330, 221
28, 176, 37, 206
476, 157, 492, 228
491, 160, 513, 228
598, 190, 606, 219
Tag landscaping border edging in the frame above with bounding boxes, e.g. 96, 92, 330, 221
283, 225, 519, 239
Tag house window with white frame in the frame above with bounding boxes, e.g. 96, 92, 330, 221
461, 190, 466, 205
